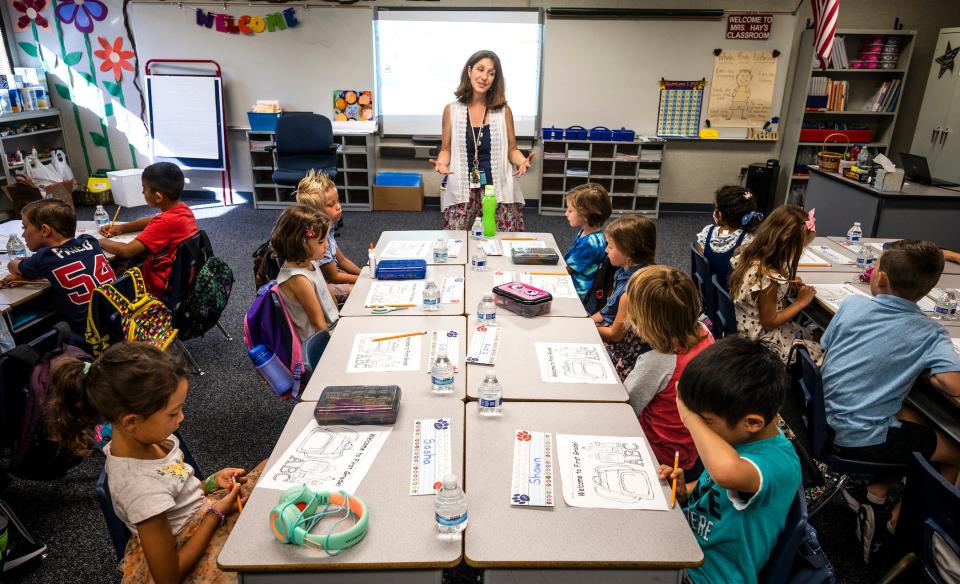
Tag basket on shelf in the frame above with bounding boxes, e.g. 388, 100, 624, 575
817, 133, 850, 172
73, 186, 113, 206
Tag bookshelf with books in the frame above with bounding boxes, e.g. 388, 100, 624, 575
779, 29, 915, 204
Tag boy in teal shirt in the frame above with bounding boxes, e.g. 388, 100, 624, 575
660, 337, 801, 584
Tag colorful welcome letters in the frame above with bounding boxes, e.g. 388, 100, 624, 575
195, 7, 299, 35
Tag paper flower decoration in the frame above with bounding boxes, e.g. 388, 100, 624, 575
93, 36, 134, 80
12, 0, 49, 31
55, 0, 107, 33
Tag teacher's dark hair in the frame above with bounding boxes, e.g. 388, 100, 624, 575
455, 50, 507, 109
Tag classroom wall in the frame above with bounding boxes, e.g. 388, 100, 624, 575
5, 0, 960, 207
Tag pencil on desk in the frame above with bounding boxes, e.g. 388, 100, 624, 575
527, 272, 566, 276
670, 451, 679, 509
367, 303, 416, 308
107, 207, 121, 233
372, 330, 427, 342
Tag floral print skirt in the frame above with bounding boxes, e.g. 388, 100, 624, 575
443, 190, 525, 232
603, 328, 650, 381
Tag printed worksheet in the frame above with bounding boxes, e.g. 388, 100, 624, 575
380, 240, 432, 260
493, 271, 578, 299
482, 240, 503, 256
555, 434, 668, 511
816, 284, 871, 311
409, 418, 453, 496
812, 245, 855, 265
511, 430, 554, 507
502, 240, 546, 256
799, 249, 830, 267
364, 280, 425, 307
259, 422, 391, 492
465, 324, 501, 365
346, 333, 422, 373
535, 343, 618, 384
440, 277, 464, 305
427, 330, 461, 373
446, 239, 464, 258
917, 295, 937, 313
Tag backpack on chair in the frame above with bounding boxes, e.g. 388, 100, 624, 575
243, 280, 304, 399
85, 267, 178, 356
584, 255, 617, 314
252, 241, 282, 291
176, 257, 234, 340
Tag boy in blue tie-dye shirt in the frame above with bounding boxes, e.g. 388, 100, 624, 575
563, 183, 611, 301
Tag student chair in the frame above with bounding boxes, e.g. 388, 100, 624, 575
300, 330, 331, 389
690, 244, 718, 334
269, 113, 338, 186
711, 275, 738, 338
880, 452, 960, 584
758, 488, 808, 584
96, 430, 202, 561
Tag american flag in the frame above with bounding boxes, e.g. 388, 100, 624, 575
811, 0, 840, 70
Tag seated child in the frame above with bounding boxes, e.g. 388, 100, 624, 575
48, 342, 263, 584
659, 336, 801, 584
696, 185, 762, 286
99, 162, 197, 299
563, 183, 612, 302
2, 199, 115, 337
729, 205, 821, 362
270, 205, 340, 343
295, 170, 361, 304
623, 265, 714, 479
820, 239, 960, 562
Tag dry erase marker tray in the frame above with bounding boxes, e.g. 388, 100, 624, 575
314, 385, 402, 425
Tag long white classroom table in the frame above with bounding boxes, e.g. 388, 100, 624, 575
467, 231, 568, 271
339, 265, 466, 317
373, 230, 468, 266
826, 236, 960, 275
465, 269, 586, 319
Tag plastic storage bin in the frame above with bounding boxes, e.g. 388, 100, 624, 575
564, 126, 588, 140
374, 259, 427, 280
247, 112, 280, 132
612, 128, 636, 142
375, 173, 421, 187
511, 247, 560, 265
314, 385, 402, 425
492, 282, 552, 317
589, 126, 613, 141
542, 126, 564, 140
106, 168, 145, 207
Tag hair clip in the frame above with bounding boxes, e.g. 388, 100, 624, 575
742, 191, 753, 200
306, 228, 317, 239
805, 208, 817, 231
83, 362, 92, 375
741, 211, 764, 226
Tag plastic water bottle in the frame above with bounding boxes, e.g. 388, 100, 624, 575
855, 245, 875, 272
477, 371, 503, 416
845, 222, 863, 245
433, 238, 449, 263
482, 185, 497, 238
434, 474, 467, 535
470, 217, 484, 240
248, 345, 294, 396
423, 280, 440, 311
5, 234, 26, 259
368, 243, 377, 275
430, 349, 454, 394
857, 147, 870, 168
933, 290, 958, 321
93, 205, 110, 229
477, 294, 497, 325
471, 244, 487, 272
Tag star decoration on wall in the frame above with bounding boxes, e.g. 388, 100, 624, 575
935, 42, 959, 79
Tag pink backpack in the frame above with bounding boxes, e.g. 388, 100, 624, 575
243, 281, 304, 398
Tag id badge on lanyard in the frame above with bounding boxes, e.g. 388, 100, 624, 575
470, 162, 482, 190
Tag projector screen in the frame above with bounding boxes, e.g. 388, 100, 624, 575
374, 8, 542, 137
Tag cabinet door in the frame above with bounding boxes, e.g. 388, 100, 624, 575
911, 31, 960, 164
932, 72, 960, 182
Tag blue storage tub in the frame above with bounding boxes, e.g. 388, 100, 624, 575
589, 126, 613, 141
542, 126, 564, 140
248, 112, 281, 132
374, 259, 427, 280
376, 172, 422, 187
565, 125, 588, 140
612, 128, 636, 142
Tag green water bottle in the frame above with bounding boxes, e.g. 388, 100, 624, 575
482, 184, 497, 237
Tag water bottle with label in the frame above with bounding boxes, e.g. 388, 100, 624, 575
6, 233, 26, 259
933, 289, 958, 321
470, 217, 484, 240
845, 222, 863, 245
423, 280, 440, 311
433, 238, 448, 263
434, 474, 467, 534
247, 345, 295, 396
430, 349, 454, 394
477, 371, 503, 416
471, 244, 487, 272
855, 245, 875, 273
477, 294, 496, 325
93, 205, 110, 229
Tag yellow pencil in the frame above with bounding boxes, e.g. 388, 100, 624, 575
367, 303, 417, 308
527, 272, 566, 276
372, 330, 427, 342
232, 477, 244, 513
107, 206, 121, 233
670, 451, 679, 509
501, 237, 536, 241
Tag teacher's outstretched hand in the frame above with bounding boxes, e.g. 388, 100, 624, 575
512, 151, 535, 177
429, 158, 452, 176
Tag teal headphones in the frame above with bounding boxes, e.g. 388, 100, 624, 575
269, 484, 368, 554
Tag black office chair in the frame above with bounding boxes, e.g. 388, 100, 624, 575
711, 275, 738, 338
269, 113, 338, 186
691, 244, 718, 336
758, 488, 809, 584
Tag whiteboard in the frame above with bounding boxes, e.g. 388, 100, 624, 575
148, 76, 220, 160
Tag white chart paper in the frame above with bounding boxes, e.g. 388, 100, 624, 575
259, 422, 391, 492
535, 343, 618, 384
555, 434, 668, 511
346, 333, 422, 373
816, 284, 871, 312
511, 430, 555, 507
465, 324, 501, 365
493, 271, 578, 299
409, 418, 453, 496
364, 280, 426, 307
813, 245, 855, 265
446, 239, 464, 258
440, 277, 464, 305
150, 76, 221, 160
380, 240, 432, 260
799, 249, 830, 267
427, 330, 461, 373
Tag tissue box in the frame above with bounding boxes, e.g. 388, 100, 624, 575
874, 168, 904, 192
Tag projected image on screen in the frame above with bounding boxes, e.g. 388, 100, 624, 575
375, 10, 542, 137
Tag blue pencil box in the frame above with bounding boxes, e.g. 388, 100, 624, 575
374, 259, 427, 280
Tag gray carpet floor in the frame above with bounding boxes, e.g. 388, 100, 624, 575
2, 199, 875, 583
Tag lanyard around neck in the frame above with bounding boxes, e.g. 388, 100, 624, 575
471, 107, 487, 167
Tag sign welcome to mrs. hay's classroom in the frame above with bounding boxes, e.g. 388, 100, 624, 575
726, 14, 773, 40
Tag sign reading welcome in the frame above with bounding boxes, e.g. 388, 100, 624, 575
195, 7, 299, 34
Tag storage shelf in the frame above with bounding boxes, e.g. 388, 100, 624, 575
1, 127, 63, 139
0, 109, 61, 123
804, 111, 896, 116
798, 141, 888, 147
812, 69, 906, 74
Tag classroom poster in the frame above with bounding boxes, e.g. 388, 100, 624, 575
656, 79, 705, 138
333, 90, 374, 121
707, 51, 778, 128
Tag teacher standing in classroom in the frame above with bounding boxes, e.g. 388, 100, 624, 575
430, 49, 534, 231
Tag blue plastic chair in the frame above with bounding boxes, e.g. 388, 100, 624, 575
758, 488, 808, 584
303, 331, 331, 373
690, 244, 717, 333
711, 274, 738, 337
96, 430, 202, 560
270, 113, 338, 186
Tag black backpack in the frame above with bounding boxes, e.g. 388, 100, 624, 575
584, 255, 617, 314
176, 257, 234, 340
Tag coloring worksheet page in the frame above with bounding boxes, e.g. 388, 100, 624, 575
380, 240, 432, 259
555, 434, 668, 511
812, 245, 855, 265
364, 280, 425, 307
799, 248, 830, 267
409, 418, 453, 496
535, 343, 618, 384
346, 333, 422, 373
482, 240, 503, 256
427, 330, 461, 373
259, 422, 391, 492
816, 284, 871, 311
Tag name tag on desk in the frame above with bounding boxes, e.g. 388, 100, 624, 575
511, 429, 554, 507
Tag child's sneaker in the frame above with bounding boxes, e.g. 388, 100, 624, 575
841, 484, 886, 513
856, 503, 893, 564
